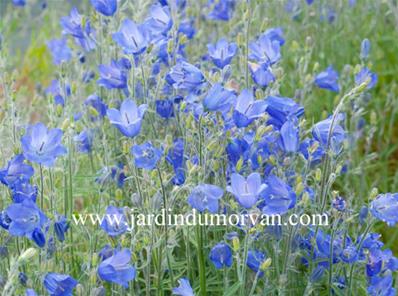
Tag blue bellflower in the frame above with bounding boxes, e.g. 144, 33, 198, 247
314, 66, 340, 92
264, 96, 304, 128
145, 4, 173, 37
44, 273, 78, 296
188, 184, 224, 213
155, 99, 174, 118
107, 99, 147, 138
227, 173, 266, 208
113, 19, 148, 55
98, 248, 136, 288
260, 175, 296, 215
172, 278, 195, 296
166, 138, 186, 185
209, 242, 233, 269
90, 0, 117, 16
355, 67, 377, 89
0, 154, 34, 187
207, 38, 237, 69
47, 38, 72, 65
208, 0, 236, 21
21, 123, 67, 167
203, 83, 236, 114
131, 142, 163, 170
74, 130, 93, 153
370, 193, 398, 226
167, 61, 205, 93
248, 62, 275, 88
97, 60, 129, 90
279, 119, 299, 153
312, 114, 345, 154
54, 215, 69, 242
246, 249, 266, 276
84, 94, 108, 119
100, 206, 128, 236
233, 89, 267, 127
249, 29, 284, 65
10, 180, 38, 203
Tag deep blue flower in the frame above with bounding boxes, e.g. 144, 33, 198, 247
32, 228, 46, 248
178, 19, 196, 39
13, 0, 26, 6
249, 28, 284, 65
208, 0, 236, 21
370, 193, 398, 226
233, 89, 267, 127
60, 7, 96, 52
299, 138, 325, 165
100, 206, 128, 236
47, 38, 72, 65
97, 60, 129, 90
355, 67, 377, 89
167, 61, 205, 92
19, 272, 28, 286
367, 272, 396, 296
227, 173, 266, 208
246, 249, 266, 275
312, 114, 345, 154
203, 83, 236, 114
54, 215, 69, 242
113, 19, 148, 55
74, 130, 93, 153
0, 154, 34, 187
156, 99, 174, 118
98, 248, 136, 288
279, 119, 299, 153
84, 94, 108, 119
314, 66, 340, 92
332, 196, 346, 211
340, 245, 358, 263
10, 180, 38, 203
90, 0, 117, 16
226, 138, 250, 166
207, 38, 237, 69
44, 273, 78, 296
5, 199, 48, 239
248, 62, 275, 88
260, 175, 296, 215
131, 142, 163, 170
21, 123, 67, 166
0, 211, 11, 230
166, 138, 186, 185
188, 184, 224, 213
172, 278, 194, 296
264, 96, 304, 128
145, 4, 173, 37
209, 242, 233, 269
107, 99, 147, 138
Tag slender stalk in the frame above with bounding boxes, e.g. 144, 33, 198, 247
196, 221, 207, 296
240, 232, 250, 296
39, 164, 44, 210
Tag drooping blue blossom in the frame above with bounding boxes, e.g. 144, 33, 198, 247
314, 66, 340, 92
155, 99, 174, 118
12, 0, 26, 6
100, 206, 128, 236
279, 119, 299, 153
167, 61, 205, 93
43, 273, 78, 296
188, 184, 224, 213
246, 249, 266, 276
178, 19, 196, 39
367, 271, 396, 296
172, 278, 195, 296
112, 19, 148, 55
260, 175, 296, 215
248, 62, 275, 88
0, 154, 34, 187
312, 114, 345, 154
74, 130, 93, 153
233, 89, 267, 127
90, 0, 117, 16
299, 138, 325, 165
84, 94, 108, 119
203, 83, 236, 114
32, 228, 46, 248
264, 96, 304, 128
209, 242, 233, 269
227, 173, 266, 208
107, 99, 147, 138
355, 67, 377, 89
47, 38, 72, 65
208, 0, 237, 21
370, 193, 398, 226
98, 248, 136, 288
145, 4, 173, 37
21, 123, 67, 166
166, 138, 186, 185
54, 215, 69, 242
207, 38, 237, 69
131, 142, 163, 170
10, 180, 38, 203
60, 7, 96, 52
249, 28, 284, 65
97, 60, 129, 90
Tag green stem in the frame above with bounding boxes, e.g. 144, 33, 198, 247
196, 222, 206, 296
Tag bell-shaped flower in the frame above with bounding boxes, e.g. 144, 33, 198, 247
355, 67, 377, 89
187, 184, 224, 213
21, 123, 67, 167
107, 99, 147, 138
44, 273, 78, 296
131, 142, 163, 170
145, 4, 173, 37
227, 173, 266, 208
370, 193, 398, 226
209, 242, 233, 269
233, 89, 267, 127
207, 38, 237, 69
98, 248, 136, 288
167, 61, 205, 93
203, 83, 236, 114
0, 154, 34, 187
279, 119, 299, 153
246, 249, 267, 276
100, 206, 128, 236
248, 62, 275, 88
113, 19, 148, 55
90, 0, 117, 16
97, 59, 129, 90
312, 114, 345, 154
260, 175, 296, 215
172, 278, 195, 296
314, 66, 340, 92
